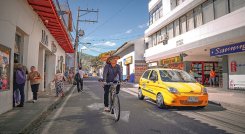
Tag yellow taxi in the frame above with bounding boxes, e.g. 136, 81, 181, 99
138, 68, 208, 109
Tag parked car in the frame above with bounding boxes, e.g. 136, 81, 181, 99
138, 68, 208, 109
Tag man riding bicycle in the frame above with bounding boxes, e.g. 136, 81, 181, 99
102, 56, 122, 112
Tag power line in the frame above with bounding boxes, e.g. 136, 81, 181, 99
86, 0, 137, 37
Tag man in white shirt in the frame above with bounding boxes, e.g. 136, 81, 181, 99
76, 67, 84, 92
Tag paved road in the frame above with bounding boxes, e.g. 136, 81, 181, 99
32, 77, 245, 134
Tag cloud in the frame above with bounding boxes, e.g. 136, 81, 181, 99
94, 41, 116, 47
138, 23, 147, 29
125, 29, 133, 34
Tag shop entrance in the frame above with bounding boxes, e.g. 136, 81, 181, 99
126, 64, 130, 80
191, 62, 220, 86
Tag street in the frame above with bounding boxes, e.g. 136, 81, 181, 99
31, 78, 245, 134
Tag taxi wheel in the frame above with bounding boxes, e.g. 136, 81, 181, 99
156, 93, 165, 109
138, 88, 145, 100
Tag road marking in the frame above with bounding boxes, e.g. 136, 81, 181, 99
87, 103, 104, 110
41, 87, 75, 134
102, 111, 130, 123
87, 90, 101, 100
121, 88, 137, 97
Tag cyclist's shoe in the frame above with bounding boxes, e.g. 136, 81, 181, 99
104, 107, 110, 112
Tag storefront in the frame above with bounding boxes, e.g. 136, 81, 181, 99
210, 41, 245, 90
0, 44, 10, 91
123, 56, 133, 80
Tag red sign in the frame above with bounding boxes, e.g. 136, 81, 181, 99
230, 61, 237, 72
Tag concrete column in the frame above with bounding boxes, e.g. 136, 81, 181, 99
38, 47, 45, 91
222, 55, 229, 89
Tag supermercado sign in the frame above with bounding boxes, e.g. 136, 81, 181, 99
210, 42, 245, 56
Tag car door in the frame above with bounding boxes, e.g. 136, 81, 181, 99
148, 70, 159, 100
140, 70, 151, 98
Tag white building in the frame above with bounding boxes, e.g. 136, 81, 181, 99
113, 38, 147, 83
0, 0, 74, 114
145, 0, 245, 89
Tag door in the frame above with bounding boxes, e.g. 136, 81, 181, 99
140, 70, 151, 97
148, 70, 159, 99
126, 64, 130, 80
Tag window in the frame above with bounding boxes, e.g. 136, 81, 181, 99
202, 0, 214, 24
174, 19, 180, 36
229, 0, 245, 12
149, 35, 153, 48
142, 70, 151, 79
153, 33, 157, 46
161, 27, 167, 38
157, 30, 162, 44
167, 23, 174, 39
171, 0, 177, 10
149, 70, 158, 81
214, 0, 229, 19
194, 5, 203, 27
180, 15, 187, 34
149, 2, 163, 25
0, 44, 11, 91
187, 10, 194, 31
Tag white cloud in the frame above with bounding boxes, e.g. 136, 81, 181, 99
94, 41, 116, 47
138, 23, 147, 29
125, 29, 133, 34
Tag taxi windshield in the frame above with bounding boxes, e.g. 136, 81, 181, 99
159, 70, 196, 83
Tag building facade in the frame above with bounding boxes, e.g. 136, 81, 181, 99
0, 0, 74, 114
145, 0, 245, 89
113, 38, 147, 83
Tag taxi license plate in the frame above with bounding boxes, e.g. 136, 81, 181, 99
188, 96, 198, 102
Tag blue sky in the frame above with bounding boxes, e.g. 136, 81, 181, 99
68, 0, 149, 56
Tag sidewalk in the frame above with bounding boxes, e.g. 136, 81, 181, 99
124, 83, 245, 112
0, 84, 74, 134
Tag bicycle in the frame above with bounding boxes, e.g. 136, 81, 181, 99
105, 81, 121, 122
99, 79, 126, 122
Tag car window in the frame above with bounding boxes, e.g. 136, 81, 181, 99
149, 70, 158, 81
159, 70, 196, 82
142, 70, 151, 79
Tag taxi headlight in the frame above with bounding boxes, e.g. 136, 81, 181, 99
168, 87, 179, 94
202, 87, 208, 94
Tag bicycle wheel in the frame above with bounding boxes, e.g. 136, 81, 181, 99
112, 94, 120, 121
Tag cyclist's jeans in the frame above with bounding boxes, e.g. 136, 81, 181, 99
104, 84, 120, 107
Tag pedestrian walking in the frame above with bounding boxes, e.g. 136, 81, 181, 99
13, 64, 27, 107
75, 67, 84, 92
53, 70, 65, 97
28, 66, 41, 103
209, 68, 216, 87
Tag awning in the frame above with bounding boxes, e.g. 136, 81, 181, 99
27, 0, 74, 53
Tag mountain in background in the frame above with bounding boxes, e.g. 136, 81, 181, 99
79, 53, 95, 71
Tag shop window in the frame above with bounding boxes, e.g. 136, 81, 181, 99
167, 23, 174, 39
214, 0, 229, 19
229, 0, 245, 12
202, 0, 214, 24
14, 34, 23, 63
187, 10, 194, 31
194, 5, 203, 28
174, 19, 180, 36
0, 44, 11, 91
180, 15, 187, 34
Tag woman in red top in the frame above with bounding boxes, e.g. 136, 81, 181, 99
210, 68, 216, 87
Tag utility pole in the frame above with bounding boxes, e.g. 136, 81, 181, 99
74, 7, 98, 73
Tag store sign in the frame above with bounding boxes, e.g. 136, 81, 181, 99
41, 30, 49, 46
176, 39, 184, 46
148, 62, 158, 67
210, 42, 245, 56
162, 56, 181, 64
124, 56, 132, 65
230, 61, 237, 72
229, 75, 245, 90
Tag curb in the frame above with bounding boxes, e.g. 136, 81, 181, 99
20, 85, 75, 134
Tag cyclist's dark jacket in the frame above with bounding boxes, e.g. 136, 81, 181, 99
103, 63, 122, 82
